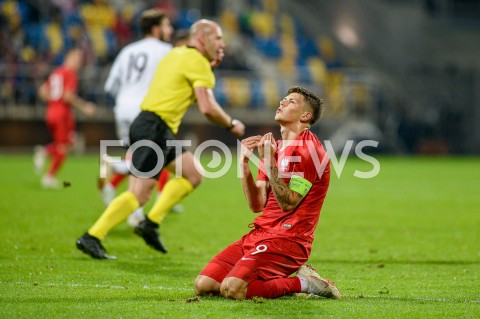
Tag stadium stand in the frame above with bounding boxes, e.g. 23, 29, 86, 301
1, 0, 479, 154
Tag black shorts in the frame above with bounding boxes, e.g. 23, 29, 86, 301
129, 111, 185, 179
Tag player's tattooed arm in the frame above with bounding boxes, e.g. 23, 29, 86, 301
267, 165, 303, 211
259, 133, 304, 212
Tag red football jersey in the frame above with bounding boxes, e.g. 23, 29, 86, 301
45, 66, 78, 120
255, 130, 330, 243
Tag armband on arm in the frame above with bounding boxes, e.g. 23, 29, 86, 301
288, 175, 312, 197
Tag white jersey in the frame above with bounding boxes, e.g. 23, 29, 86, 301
105, 37, 172, 122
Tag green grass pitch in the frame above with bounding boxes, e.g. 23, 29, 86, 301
0, 153, 479, 318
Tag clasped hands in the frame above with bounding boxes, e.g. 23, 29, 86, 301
241, 133, 277, 170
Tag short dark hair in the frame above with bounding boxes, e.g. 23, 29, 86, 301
287, 86, 325, 125
140, 8, 166, 35
173, 29, 190, 46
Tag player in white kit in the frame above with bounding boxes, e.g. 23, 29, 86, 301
101, 8, 179, 225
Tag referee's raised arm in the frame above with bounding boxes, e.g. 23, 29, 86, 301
189, 19, 245, 138
195, 86, 245, 137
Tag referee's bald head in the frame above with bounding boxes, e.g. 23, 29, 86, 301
189, 19, 221, 38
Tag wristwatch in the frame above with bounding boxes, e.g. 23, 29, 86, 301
228, 118, 239, 130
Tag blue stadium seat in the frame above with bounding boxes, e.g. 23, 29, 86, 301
213, 77, 228, 107
25, 23, 42, 48
250, 79, 265, 108
253, 35, 282, 58
296, 61, 312, 84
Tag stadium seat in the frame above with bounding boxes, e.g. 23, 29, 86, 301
262, 78, 282, 109
296, 61, 312, 84
249, 79, 265, 109
253, 35, 282, 58
259, 0, 279, 13
219, 9, 239, 33
213, 77, 228, 107
175, 9, 200, 29
280, 35, 297, 59
250, 11, 275, 37
279, 14, 295, 36
317, 36, 342, 69
44, 22, 64, 56
325, 71, 346, 116
224, 77, 251, 108
308, 57, 328, 85
87, 26, 109, 60
277, 56, 297, 80
296, 35, 319, 61
25, 23, 42, 49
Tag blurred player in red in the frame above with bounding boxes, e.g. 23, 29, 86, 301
34, 48, 96, 188
195, 86, 341, 300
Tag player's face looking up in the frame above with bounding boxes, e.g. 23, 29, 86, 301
275, 93, 305, 123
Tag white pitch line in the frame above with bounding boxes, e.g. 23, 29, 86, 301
3, 281, 191, 291
343, 294, 480, 304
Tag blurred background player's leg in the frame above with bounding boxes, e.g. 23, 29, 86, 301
33, 145, 48, 175
37, 117, 73, 189
98, 151, 128, 197
34, 143, 62, 188
41, 143, 67, 188
34, 144, 58, 176
101, 175, 123, 204
99, 154, 145, 226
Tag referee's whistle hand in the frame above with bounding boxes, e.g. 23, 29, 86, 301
230, 120, 246, 137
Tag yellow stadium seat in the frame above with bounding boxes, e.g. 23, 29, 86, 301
325, 71, 345, 117
88, 25, 108, 58
308, 57, 328, 85
280, 14, 295, 36
262, 78, 281, 109
280, 35, 297, 58
224, 77, 251, 108
45, 23, 64, 55
262, 0, 278, 13
250, 12, 275, 37
277, 56, 297, 79
317, 36, 337, 63
219, 9, 239, 33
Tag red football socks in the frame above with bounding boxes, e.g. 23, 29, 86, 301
157, 169, 170, 191
246, 277, 301, 299
109, 173, 127, 188
48, 147, 66, 176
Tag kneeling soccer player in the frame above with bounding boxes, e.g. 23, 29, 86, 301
195, 86, 341, 300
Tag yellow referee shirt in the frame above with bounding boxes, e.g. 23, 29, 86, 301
141, 46, 215, 134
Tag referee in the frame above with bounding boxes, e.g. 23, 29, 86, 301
77, 19, 245, 259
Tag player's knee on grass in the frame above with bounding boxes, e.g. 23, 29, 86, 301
194, 275, 220, 296
220, 277, 248, 300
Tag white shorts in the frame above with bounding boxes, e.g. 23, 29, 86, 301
115, 119, 134, 146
